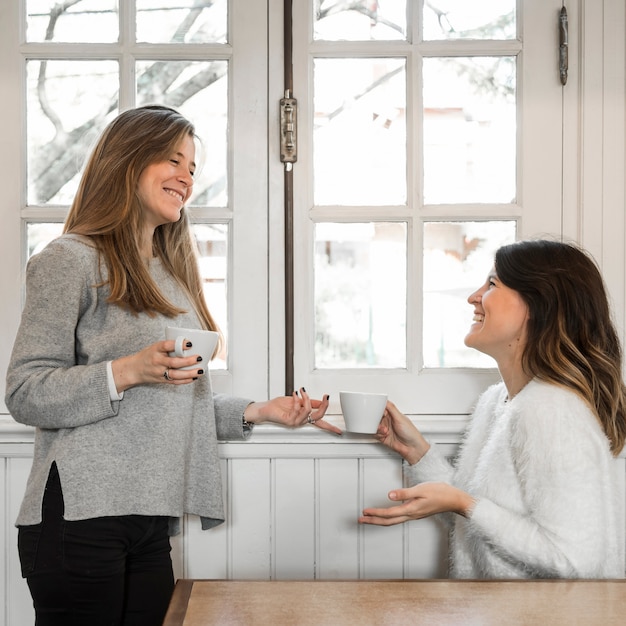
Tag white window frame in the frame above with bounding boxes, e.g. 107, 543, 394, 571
288, 0, 573, 415
1, 0, 625, 419
0, 0, 271, 416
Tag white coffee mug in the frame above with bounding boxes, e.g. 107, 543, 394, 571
165, 326, 219, 370
339, 391, 388, 434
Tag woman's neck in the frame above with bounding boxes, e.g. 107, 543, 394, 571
497, 357, 532, 402
139, 229, 155, 260
501, 370, 532, 402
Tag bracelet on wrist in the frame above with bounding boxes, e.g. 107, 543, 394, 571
242, 414, 254, 433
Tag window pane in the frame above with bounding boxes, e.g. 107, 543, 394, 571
193, 223, 228, 370
27, 60, 119, 206
27, 0, 119, 42
423, 221, 516, 368
423, 0, 516, 41
423, 56, 516, 205
136, 60, 228, 207
314, 58, 406, 206
26, 223, 64, 258
315, 222, 406, 369
314, 0, 406, 41
136, 0, 227, 44
25, 223, 227, 370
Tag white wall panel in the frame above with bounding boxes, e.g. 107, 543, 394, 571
1, 459, 5, 626
274, 458, 316, 579
2, 435, 626, 626
229, 458, 272, 579
361, 457, 405, 579
318, 458, 360, 579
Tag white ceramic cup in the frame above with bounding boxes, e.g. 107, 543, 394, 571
339, 391, 388, 434
165, 326, 219, 370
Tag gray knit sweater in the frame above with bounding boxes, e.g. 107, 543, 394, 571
5, 235, 252, 534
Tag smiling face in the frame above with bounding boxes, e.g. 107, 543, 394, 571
464, 268, 530, 366
137, 133, 196, 231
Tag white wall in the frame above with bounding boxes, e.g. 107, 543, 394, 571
2, 419, 625, 626
1, 417, 459, 624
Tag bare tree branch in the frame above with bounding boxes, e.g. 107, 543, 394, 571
33, 0, 224, 203
317, 1, 404, 36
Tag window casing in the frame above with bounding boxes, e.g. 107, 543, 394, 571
0, 0, 270, 409
291, 1, 566, 414
3, 1, 624, 419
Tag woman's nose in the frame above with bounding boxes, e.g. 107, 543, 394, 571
179, 170, 193, 186
468, 289, 482, 305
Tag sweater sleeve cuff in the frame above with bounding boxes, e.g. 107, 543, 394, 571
213, 394, 255, 440
106, 361, 124, 401
404, 443, 454, 486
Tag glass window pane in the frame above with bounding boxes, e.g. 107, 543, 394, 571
26, 222, 228, 369
27, 0, 119, 42
423, 0, 516, 41
136, 0, 227, 44
136, 60, 228, 207
26, 223, 64, 258
314, 0, 407, 41
423, 56, 516, 205
27, 60, 119, 206
314, 58, 406, 206
25, 222, 227, 370
315, 222, 406, 369
423, 221, 516, 368
193, 223, 228, 370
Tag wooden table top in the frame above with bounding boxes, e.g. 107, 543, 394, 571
162, 578, 626, 625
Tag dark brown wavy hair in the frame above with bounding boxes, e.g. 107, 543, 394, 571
495, 239, 626, 454
63, 105, 222, 351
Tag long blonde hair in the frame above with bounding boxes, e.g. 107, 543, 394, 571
64, 105, 221, 346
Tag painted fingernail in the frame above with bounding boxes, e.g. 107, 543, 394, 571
197, 369, 204, 375
197, 356, 203, 362
186, 341, 193, 348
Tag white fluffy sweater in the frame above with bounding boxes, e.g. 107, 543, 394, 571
407, 379, 625, 579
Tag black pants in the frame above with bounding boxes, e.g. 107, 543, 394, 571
18, 464, 175, 626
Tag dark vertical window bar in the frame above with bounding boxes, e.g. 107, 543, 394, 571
283, 0, 295, 394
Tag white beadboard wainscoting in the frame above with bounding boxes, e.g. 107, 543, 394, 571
1, 415, 625, 626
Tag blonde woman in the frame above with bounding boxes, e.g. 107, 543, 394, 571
6, 105, 339, 625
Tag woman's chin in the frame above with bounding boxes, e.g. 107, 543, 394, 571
463, 327, 481, 348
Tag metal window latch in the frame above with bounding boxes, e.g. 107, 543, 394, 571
559, 6, 568, 86
280, 96, 298, 163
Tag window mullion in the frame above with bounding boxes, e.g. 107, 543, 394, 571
119, 0, 135, 109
